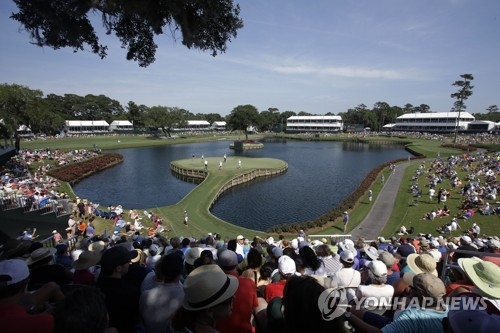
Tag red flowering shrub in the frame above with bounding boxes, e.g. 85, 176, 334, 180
48, 153, 123, 185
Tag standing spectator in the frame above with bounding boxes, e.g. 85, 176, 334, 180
52, 230, 63, 244
216, 250, 258, 333
169, 265, 238, 333
72, 251, 101, 285
97, 246, 140, 333
264, 255, 296, 302
183, 210, 188, 226
140, 252, 185, 333
343, 211, 349, 233
53, 286, 117, 333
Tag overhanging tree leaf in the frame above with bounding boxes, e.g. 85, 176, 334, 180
10, 0, 244, 67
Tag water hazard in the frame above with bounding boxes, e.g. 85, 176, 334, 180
73, 139, 408, 231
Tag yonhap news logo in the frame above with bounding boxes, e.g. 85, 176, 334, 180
317, 288, 350, 320
318, 291, 489, 320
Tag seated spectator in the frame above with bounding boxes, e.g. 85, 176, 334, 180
300, 245, 326, 277
315, 244, 343, 278
53, 286, 118, 333
168, 264, 239, 333
378, 251, 399, 286
0, 259, 54, 333
482, 238, 500, 266
331, 250, 361, 302
357, 260, 395, 315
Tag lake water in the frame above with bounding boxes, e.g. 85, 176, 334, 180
73, 139, 408, 231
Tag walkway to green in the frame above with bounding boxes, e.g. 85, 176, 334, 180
350, 158, 420, 240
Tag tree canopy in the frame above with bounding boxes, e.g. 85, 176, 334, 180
226, 104, 260, 139
10, 0, 244, 67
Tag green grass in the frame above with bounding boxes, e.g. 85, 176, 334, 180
20, 133, 260, 151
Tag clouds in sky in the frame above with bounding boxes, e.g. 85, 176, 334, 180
1, 0, 499, 115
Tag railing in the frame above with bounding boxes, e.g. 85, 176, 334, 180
38, 235, 79, 254
0, 192, 71, 217
308, 234, 353, 243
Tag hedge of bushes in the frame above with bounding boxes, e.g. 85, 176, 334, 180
48, 153, 124, 185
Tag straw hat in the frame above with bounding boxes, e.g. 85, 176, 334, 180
406, 253, 437, 276
458, 257, 500, 298
72, 251, 101, 270
25, 247, 57, 266
183, 264, 238, 311
89, 241, 106, 253
363, 245, 379, 261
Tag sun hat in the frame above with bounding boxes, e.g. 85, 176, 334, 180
340, 249, 354, 263
363, 245, 379, 261
217, 250, 238, 269
52, 230, 58, 234
130, 249, 144, 264
403, 273, 445, 301
25, 247, 57, 265
379, 251, 395, 268
89, 240, 106, 253
100, 246, 137, 271
339, 239, 356, 255
266, 236, 274, 245
458, 257, 500, 298
72, 251, 101, 270
344, 211, 348, 214
378, 236, 386, 243
278, 255, 296, 276
461, 235, 472, 244
236, 235, 244, 240
0, 259, 30, 286
365, 260, 387, 277
183, 264, 238, 311
406, 253, 438, 276
185, 247, 203, 266
447, 242, 458, 251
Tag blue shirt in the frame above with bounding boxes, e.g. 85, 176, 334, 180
382, 306, 448, 333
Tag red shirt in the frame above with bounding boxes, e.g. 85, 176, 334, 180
264, 280, 287, 303
0, 303, 54, 333
216, 272, 259, 333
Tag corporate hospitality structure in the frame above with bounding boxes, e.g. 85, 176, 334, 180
391, 112, 476, 133
286, 115, 344, 133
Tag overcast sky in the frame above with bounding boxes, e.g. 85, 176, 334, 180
1, 0, 499, 116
